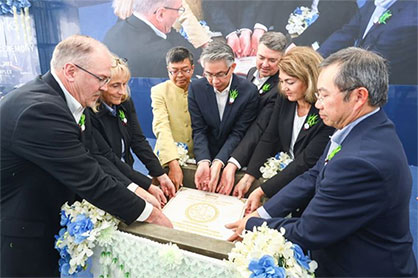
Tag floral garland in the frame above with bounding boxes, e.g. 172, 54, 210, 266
228, 222, 317, 278
55, 200, 120, 276
260, 152, 293, 180
286, 6, 319, 36
176, 142, 189, 166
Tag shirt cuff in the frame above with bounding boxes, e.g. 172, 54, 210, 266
136, 201, 153, 222
197, 159, 211, 165
127, 182, 139, 192
257, 206, 272, 219
253, 23, 268, 32
228, 157, 241, 170
212, 159, 225, 168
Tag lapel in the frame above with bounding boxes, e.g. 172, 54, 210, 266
205, 81, 221, 125
259, 73, 279, 96
246, 67, 257, 82
294, 105, 320, 147
280, 98, 296, 152
116, 102, 130, 144
219, 75, 238, 130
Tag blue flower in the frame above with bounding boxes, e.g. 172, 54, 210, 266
293, 244, 311, 270
59, 246, 71, 261
59, 259, 71, 276
67, 214, 94, 244
294, 7, 302, 15
248, 255, 286, 278
60, 210, 71, 226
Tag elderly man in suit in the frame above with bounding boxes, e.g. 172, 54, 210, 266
216, 32, 288, 195
151, 47, 195, 189
227, 47, 417, 276
104, 0, 193, 77
188, 41, 259, 192
318, 0, 417, 84
0, 35, 172, 277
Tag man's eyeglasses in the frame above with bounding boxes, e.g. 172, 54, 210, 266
315, 87, 357, 104
204, 67, 231, 80
168, 68, 192, 76
154, 6, 185, 14
74, 64, 110, 86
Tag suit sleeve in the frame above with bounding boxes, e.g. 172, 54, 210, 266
261, 123, 334, 197
151, 85, 179, 166
126, 99, 165, 177
214, 86, 259, 164
11, 102, 145, 224
188, 83, 211, 162
247, 155, 388, 251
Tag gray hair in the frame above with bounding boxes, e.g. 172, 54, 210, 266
133, 0, 172, 15
259, 32, 288, 52
200, 40, 235, 67
320, 47, 388, 107
166, 47, 194, 65
50, 34, 109, 70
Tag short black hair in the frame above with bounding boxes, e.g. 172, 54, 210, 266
165, 47, 194, 66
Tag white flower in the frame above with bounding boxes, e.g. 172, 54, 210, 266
260, 152, 293, 180
158, 243, 183, 269
286, 6, 319, 36
176, 142, 189, 167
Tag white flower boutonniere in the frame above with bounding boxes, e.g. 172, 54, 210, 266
78, 114, 85, 132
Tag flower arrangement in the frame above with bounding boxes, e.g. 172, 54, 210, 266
303, 114, 319, 130
228, 222, 317, 278
158, 242, 184, 270
78, 114, 86, 132
55, 200, 120, 276
377, 10, 392, 24
229, 89, 239, 104
260, 152, 293, 179
118, 110, 128, 126
286, 6, 319, 36
176, 142, 189, 166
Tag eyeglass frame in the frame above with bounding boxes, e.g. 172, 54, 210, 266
74, 64, 111, 86
315, 86, 358, 104
153, 6, 185, 14
168, 68, 193, 76
203, 66, 232, 80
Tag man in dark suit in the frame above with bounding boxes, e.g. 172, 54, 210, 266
188, 41, 259, 192
0, 35, 172, 277
318, 0, 417, 84
216, 32, 288, 195
227, 47, 417, 276
103, 0, 193, 77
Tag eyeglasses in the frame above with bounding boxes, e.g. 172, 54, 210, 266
74, 64, 110, 86
315, 87, 357, 104
154, 6, 185, 14
112, 57, 128, 68
204, 66, 231, 80
168, 68, 193, 76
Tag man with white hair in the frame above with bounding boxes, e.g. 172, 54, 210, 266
104, 0, 192, 77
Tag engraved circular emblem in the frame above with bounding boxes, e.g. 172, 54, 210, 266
185, 202, 218, 223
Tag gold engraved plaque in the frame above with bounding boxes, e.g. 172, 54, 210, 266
162, 188, 245, 240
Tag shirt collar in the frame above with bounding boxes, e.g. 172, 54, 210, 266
51, 69, 85, 124
252, 70, 269, 89
213, 75, 233, 95
330, 108, 380, 146
374, 0, 397, 9
102, 101, 117, 117
133, 12, 167, 39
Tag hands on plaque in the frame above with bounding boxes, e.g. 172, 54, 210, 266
225, 210, 261, 242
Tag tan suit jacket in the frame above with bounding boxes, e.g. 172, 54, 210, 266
151, 80, 193, 166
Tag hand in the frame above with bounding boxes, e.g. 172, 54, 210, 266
134, 186, 161, 209
227, 32, 241, 57
168, 159, 183, 191
195, 161, 210, 191
225, 210, 260, 241
244, 187, 265, 215
157, 173, 176, 198
250, 28, 265, 56
148, 184, 167, 207
239, 29, 252, 57
232, 174, 256, 198
208, 160, 223, 192
144, 206, 173, 228
216, 162, 237, 195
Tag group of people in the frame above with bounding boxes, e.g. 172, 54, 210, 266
0, 19, 416, 278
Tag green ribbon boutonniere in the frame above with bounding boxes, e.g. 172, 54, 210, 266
78, 114, 85, 132
229, 89, 239, 104
118, 110, 128, 125
261, 83, 271, 94
304, 114, 319, 130
326, 145, 341, 162
378, 10, 392, 24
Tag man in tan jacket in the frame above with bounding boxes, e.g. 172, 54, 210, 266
151, 47, 194, 189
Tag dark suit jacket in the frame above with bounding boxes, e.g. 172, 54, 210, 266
0, 72, 145, 277
103, 15, 197, 77
230, 67, 279, 167
90, 99, 165, 179
319, 0, 417, 84
246, 95, 334, 198
247, 109, 417, 277
188, 74, 259, 164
